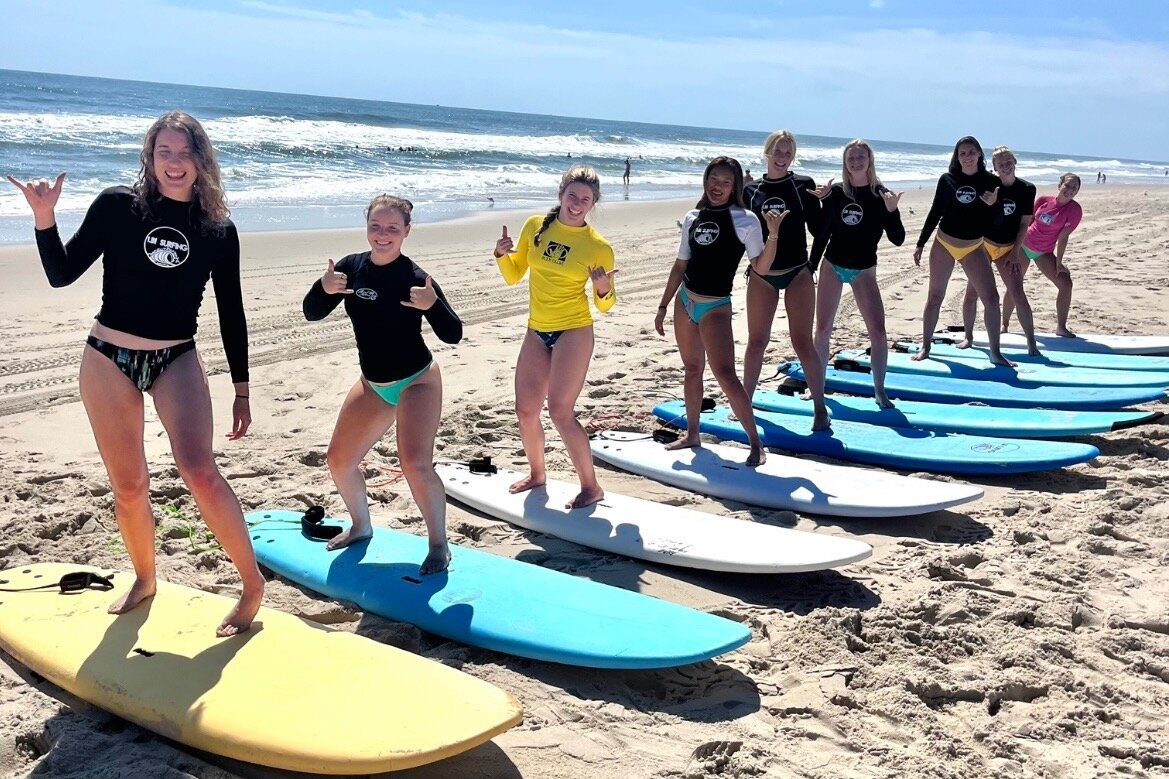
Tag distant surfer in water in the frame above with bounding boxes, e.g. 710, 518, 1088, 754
655, 156, 774, 466
958, 146, 1040, 354
1002, 173, 1083, 338
809, 139, 906, 409
912, 136, 1012, 366
303, 195, 462, 574
7, 111, 264, 636
741, 130, 829, 431
493, 165, 618, 508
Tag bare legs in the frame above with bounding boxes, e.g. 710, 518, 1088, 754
510, 327, 604, 509
1033, 254, 1076, 337
325, 366, 450, 574
965, 254, 1039, 354
82, 345, 266, 637
816, 266, 894, 408
672, 297, 766, 466
915, 237, 1012, 365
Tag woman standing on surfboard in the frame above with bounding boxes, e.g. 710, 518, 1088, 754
1002, 173, 1083, 338
6, 111, 264, 637
912, 136, 1013, 366
303, 195, 463, 574
493, 165, 617, 509
808, 139, 906, 409
654, 156, 778, 466
741, 130, 830, 431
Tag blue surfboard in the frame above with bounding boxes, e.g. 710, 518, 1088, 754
781, 361, 1166, 411
246, 510, 750, 669
653, 401, 1099, 475
753, 389, 1160, 438
912, 337, 1169, 373
834, 348, 1169, 389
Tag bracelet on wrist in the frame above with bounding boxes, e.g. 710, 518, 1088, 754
235, 395, 250, 399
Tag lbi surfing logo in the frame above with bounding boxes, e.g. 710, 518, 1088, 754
355, 288, 378, 301
542, 241, 571, 264
955, 186, 977, 204
762, 197, 787, 214
842, 203, 864, 226
143, 227, 190, 268
1002, 200, 1016, 216
1039, 213, 1056, 225
970, 442, 1020, 454
693, 222, 720, 245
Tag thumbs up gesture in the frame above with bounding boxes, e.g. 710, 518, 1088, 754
402, 274, 437, 310
493, 225, 514, 259
322, 259, 353, 295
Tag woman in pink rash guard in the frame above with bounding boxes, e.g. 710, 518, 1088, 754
1002, 173, 1083, 337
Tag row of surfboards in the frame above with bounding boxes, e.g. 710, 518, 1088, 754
2, 329, 1165, 773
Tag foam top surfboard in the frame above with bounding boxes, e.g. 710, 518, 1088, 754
752, 389, 1160, 439
834, 348, 1169, 389
433, 461, 872, 572
0, 562, 521, 775
934, 327, 1169, 356
781, 361, 1166, 411
589, 430, 984, 517
652, 401, 1100, 475
910, 337, 1169, 372
247, 510, 750, 669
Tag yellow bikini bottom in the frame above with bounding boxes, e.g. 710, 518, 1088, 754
982, 240, 1014, 262
936, 236, 984, 262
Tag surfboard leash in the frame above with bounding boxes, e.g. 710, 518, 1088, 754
0, 571, 115, 593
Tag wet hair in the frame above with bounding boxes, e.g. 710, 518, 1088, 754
1059, 172, 1082, 191
948, 136, 987, 176
534, 165, 601, 247
763, 130, 797, 158
365, 194, 413, 225
840, 139, 886, 201
133, 111, 229, 230
696, 156, 746, 209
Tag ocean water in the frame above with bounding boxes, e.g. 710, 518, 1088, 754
2, 69, 1166, 245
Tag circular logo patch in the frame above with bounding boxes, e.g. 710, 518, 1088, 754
143, 226, 190, 268
955, 186, 977, 205
354, 288, 378, 301
693, 221, 720, 246
841, 203, 864, 226
762, 196, 787, 214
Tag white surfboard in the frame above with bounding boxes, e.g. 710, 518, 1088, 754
434, 460, 872, 574
590, 431, 984, 518
937, 328, 1169, 356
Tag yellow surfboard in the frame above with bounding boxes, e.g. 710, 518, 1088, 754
0, 563, 522, 774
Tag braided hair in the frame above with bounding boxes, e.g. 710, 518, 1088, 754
534, 165, 602, 246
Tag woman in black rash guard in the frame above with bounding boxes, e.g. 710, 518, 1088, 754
654, 156, 779, 466
809, 140, 905, 409
6, 111, 263, 637
742, 130, 829, 430
303, 195, 463, 574
912, 136, 1013, 366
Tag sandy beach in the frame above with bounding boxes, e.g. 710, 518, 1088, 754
1, 183, 1167, 778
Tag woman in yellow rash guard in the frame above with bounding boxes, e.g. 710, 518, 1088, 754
493, 165, 617, 509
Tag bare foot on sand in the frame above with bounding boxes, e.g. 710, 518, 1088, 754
108, 578, 156, 615
509, 474, 545, 494
420, 543, 451, 575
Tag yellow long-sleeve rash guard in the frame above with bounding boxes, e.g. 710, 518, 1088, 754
496, 213, 617, 331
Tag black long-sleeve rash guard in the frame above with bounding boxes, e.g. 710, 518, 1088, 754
303, 252, 463, 383
984, 178, 1036, 244
915, 170, 998, 247
810, 183, 906, 271
34, 186, 250, 382
744, 173, 823, 272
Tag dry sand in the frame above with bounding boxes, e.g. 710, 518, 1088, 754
1, 184, 1167, 778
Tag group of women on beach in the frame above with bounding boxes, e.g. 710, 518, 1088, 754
6, 112, 1082, 636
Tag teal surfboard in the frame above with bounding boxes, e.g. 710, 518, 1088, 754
917, 336, 1169, 372
247, 510, 750, 669
781, 361, 1166, 411
833, 348, 1169, 389
652, 401, 1099, 475
753, 389, 1160, 438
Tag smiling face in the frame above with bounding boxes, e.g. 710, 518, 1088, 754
766, 140, 795, 177
366, 204, 411, 261
844, 144, 871, 184
557, 182, 597, 227
957, 143, 982, 175
1057, 175, 1081, 202
704, 166, 736, 207
992, 153, 1017, 184
151, 127, 198, 201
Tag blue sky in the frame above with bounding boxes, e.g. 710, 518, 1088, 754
4, 0, 1168, 160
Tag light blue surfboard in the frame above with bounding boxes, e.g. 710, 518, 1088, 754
753, 389, 1160, 438
653, 401, 1099, 475
246, 510, 750, 669
914, 337, 1169, 372
781, 361, 1166, 411
834, 348, 1169, 389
